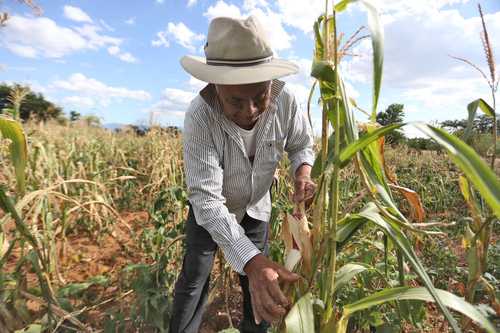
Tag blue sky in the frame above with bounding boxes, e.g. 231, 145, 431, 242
1, 0, 499, 136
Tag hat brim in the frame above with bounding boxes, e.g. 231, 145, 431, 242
180, 55, 299, 85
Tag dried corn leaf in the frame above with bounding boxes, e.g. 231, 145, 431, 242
390, 184, 426, 222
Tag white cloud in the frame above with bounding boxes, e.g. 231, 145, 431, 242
74, 24, 121, 49
53, 73, 151, 107
203, 0, 294, 52
276, 0, 324, 34
7, 44, 38, 58
188, 76, 207, 91
342, 6, 500, 122
107, 45, 138, 63
243, 0, 269, 11
116, 52, 138, 63
63, 96, 96, 108
99, 19, 115, 32
152, 31, 169, 47
281, 58, 313, 107
152, 22, 205, 52
63, 5, 93, 23
204, 1, 243, 20
0, 15, 138, 63
146, 88, 197, 117
0, 16, 88, 58
187, 0, 197, 7
156, 0, 164, 3
125, 17, 136, 25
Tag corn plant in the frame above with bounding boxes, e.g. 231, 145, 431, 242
281, 1, 499, 332
0, 115, 59, 330
450, 4, 500, 319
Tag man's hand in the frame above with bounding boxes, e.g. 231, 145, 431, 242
293, 164, 316, 208
243, 254, 300, 324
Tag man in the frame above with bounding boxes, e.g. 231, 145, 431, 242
170, 16, 316, 333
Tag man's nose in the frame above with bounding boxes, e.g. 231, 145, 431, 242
245, 99, 259, 115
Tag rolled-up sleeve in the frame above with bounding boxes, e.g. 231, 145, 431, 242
183, 109, 260, 274
284, 95, 315, 176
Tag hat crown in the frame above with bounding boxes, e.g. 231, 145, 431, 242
204, 16, 273, 61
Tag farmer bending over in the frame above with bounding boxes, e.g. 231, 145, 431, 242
170, 16, 316, 333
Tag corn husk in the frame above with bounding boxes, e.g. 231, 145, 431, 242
282, 204, 313, 275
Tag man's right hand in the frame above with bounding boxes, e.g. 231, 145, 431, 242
243, 254, 300, 324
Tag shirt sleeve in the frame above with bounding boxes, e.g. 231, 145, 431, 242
183, 109, 261, 275
284, 94, 315, 176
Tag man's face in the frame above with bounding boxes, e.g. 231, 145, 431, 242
215, 81, 272, 130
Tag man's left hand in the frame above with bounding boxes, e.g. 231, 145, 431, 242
293, 164, 316, 207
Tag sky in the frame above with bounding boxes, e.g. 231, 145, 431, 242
0, 0, 499, 136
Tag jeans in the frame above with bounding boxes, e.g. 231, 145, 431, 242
169, 205, 270, 333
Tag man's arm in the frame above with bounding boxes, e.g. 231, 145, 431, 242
184, 110, 260, 274
284, 94, 316, 205
284, 94, 315, 177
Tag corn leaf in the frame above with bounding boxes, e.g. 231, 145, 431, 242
389, 184, 426, 222
334, 0, 383, 120
414, 123, 500, 217
362, 0, 384, 121
338, 123, 404, 167
0, 116, 27, 194
337, 287, 496, 333
335, 214, 365, 253
356, 202, 461, 332
14, 324, 43, 333
464, 98, 495, 140
285, 293, 315, 333
57, 275, 109, 297
335, 0, 355, 12
334, 263, 368, 293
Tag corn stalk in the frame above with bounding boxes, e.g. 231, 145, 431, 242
282, 1, 498, 332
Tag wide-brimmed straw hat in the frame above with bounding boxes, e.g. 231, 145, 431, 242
180, 16, 298, 85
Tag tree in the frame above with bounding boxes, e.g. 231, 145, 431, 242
81, 115, 101, 127
0, 83, 65, 122
376, 103, 406, 145
69, 110, 81, 122
441, 114, 500, 136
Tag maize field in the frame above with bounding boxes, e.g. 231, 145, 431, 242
1, 0, 499, 332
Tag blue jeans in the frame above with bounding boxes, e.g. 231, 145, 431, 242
169, 205, 270, 333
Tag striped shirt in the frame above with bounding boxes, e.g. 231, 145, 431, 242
183, 79, 315, 274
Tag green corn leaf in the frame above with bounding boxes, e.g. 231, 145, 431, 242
361, 0, 384, 121
0, 185, 37, 247
356, 202, 461, 332
335, 0, 356, 12
15, 324, 43, 333
313, 16, 325, 60
338, 123, 405, 166
464, 98, 496, 140
334, 0, 384, 120
337, 287, 496, 333
312, 132, 335, 178
414, 123, 500, 217
0, 116, 27, 194
57, 276, 109, 297
336, 214, 365, 247
334, 263, 368, 293
285, 292, 315, 333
